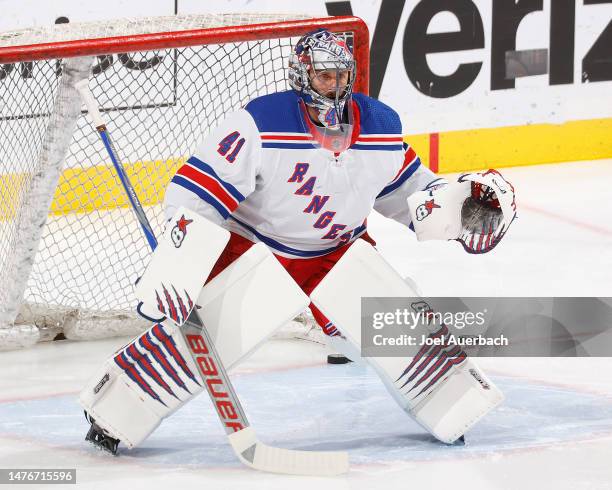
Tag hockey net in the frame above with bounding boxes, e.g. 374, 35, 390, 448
0, 14, 369, 350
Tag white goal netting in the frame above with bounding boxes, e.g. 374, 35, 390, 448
0, 13, 366, 349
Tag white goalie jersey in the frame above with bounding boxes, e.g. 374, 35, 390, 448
164, 90, 441, 258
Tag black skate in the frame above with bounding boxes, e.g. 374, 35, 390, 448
84, 411, 120, 455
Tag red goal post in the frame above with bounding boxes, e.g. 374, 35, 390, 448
0, 14, 370, 350
0, 16, 369, 92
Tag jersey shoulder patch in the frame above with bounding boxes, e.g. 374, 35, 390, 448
244, 91, 306, 134
352, 93, 402, 135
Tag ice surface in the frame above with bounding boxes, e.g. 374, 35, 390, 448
1, 160, 612, 489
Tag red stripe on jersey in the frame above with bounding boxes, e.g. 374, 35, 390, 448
298, 99, 362, 153
177, 164, 238, 212
261, 134, 313, 141
390, 146, 417, 182
356, 136, 403, 142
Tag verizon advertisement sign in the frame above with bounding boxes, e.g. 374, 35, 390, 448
1, 0, 610, 133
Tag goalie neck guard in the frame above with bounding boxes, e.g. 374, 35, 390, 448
289, 28, 355, 133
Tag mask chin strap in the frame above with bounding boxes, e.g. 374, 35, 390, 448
333, 70, 344, 130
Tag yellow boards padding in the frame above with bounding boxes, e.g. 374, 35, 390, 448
405, 117, 612, 174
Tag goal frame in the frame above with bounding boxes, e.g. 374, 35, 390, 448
0, 16, 369, 92
0, 15, 370, 349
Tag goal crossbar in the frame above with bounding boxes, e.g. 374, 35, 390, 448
0, 15, 369, 92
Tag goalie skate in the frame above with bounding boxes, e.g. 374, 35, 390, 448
84, 412, 119, 455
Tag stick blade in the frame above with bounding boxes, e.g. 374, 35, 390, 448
228, 427, 349, 476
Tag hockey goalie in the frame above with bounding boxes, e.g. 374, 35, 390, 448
79, 28, 517, 457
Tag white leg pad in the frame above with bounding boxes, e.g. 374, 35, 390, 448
366, 353, 502, 443
80, 242, 309, 448
135, 206, 230, 324
325, 333, 364, 364
310, 240, 503, 443
79, 320, 204, 448
195, 243, 310, 369
409, 359, 501, 442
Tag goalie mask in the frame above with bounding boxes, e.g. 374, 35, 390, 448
289, 28, 355, 134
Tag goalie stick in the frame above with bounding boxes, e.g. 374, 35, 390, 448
74, 79, 349, 476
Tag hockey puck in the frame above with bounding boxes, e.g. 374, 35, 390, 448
327, 353, 352, 364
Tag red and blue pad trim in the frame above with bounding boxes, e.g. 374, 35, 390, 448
396, 324, 467, 399
151, 323, 200, 387
125, 343, 178, 400
139, 331, 191, 394
114, 351, 167, 406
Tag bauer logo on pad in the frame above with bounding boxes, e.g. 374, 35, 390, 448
93, 373, 110, 394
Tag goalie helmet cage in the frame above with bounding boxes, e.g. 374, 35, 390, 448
0, 14, 369, 350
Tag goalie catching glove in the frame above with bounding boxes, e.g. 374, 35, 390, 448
407, 169, 516, 253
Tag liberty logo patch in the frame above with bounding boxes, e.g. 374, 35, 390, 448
415, 199, 440, 221
170, 215, 193, 248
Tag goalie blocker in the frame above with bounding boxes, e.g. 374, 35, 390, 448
311, 240, 503, 443
79, 209, 310, 449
